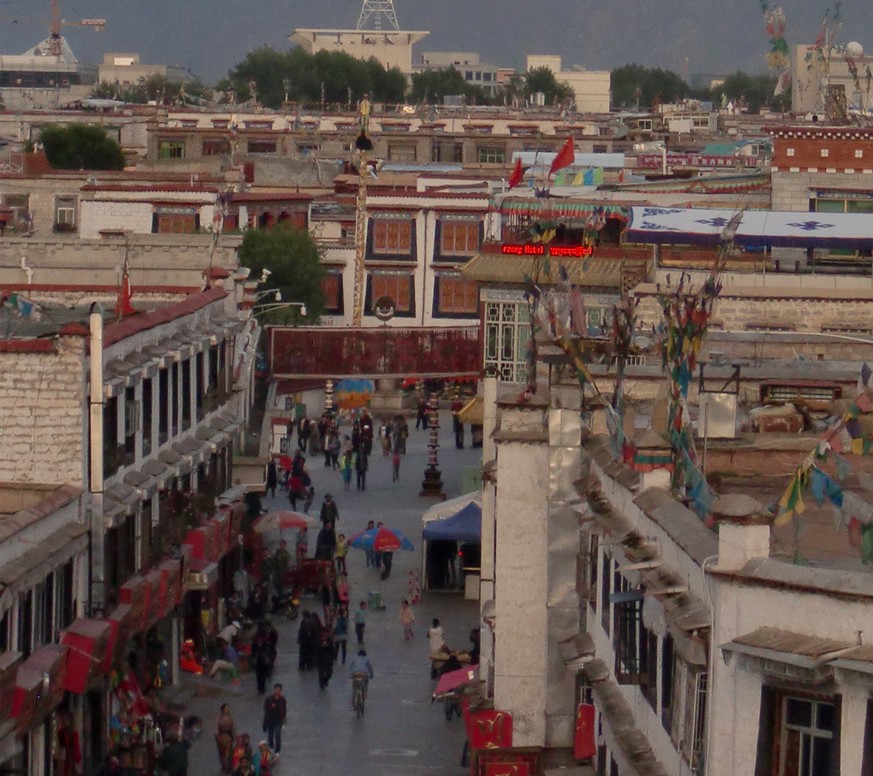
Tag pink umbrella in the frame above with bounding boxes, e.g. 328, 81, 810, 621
252, 510, 317, 533
433, 665, 479, 698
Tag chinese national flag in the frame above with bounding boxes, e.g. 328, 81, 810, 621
549, 136, 575, 177
508, 157, 523, 189
115, 259, 135, 316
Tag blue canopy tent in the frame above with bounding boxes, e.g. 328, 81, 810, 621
422, 502, 482, 542
421, 502, 482, 593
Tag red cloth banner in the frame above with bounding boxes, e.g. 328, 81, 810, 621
574, 703, 596, 760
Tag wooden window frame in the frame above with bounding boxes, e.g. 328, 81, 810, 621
370, 218, 414, 258
435, 274, 479, 317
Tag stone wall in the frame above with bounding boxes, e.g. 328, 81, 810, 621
0, 234, 241, 288
772, 169, 873, 211
0, 336, 85, 486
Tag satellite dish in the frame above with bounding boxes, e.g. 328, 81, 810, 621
846, 41, 864, 58
632, 335, 652, 350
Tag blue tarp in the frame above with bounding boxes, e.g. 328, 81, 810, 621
421, 502, 481, 543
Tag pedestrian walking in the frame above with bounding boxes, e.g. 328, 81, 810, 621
317, 625, 334, 689
416, 399, 428, 430
157, 735, 190, 776
363, 520, 375, 567
262, 684, 287, 754
360, 411, 374, 455
328, 431, 341, 469
253, 741, 275, 776
452, 397, 464, 449
381, 550, 394, 580
252, 630, 271, 694
355, 450, 369, 491
354, 600, 367, 644
392, 449, 401, 481
333, 606, 349, 664
297, 415, 310, 452
373, 521, 384, 570
340, 450, 354, 490
319, 493, 339, 527
265, 459, 278, 498
297, 611, 314, 672
379, 421, 392, 455
215, 703, 235, 775
399, 599, 415, 640
335, 532, 348, 574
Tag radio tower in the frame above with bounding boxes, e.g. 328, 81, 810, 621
356, 0, 399, 31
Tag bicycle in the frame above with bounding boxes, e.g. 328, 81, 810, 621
352, 673, 367, 717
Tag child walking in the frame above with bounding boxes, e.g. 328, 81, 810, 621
354, 600, 367, 644
399, 599, 415, 640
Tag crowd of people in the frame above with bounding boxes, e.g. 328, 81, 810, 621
195, 404, 476, 776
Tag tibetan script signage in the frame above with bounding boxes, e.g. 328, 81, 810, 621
501, 244, 594, 258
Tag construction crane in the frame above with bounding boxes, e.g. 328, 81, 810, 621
352, 98, 373, 327
2, 0, 106, 58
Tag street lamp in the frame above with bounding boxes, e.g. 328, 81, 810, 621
253, 289, 282, 303
252, 301, 307, 317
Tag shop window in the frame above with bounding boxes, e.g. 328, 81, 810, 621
670, 659, 708, 770
124, 386, 137, 466
321, 272, 344, 314
170, 362, 180, 437
388, 145, 417, 162
371, 218, 413, 256
158, 368, 169, 444
439, 219, 481, 257
661, 634, 675, 732
159, 139, 185, 159
17, 590, 32, 658
436, 275, 478, 316
54, 197, 77, 231
247, 139, 277, 154
478, 146, 505, 164
369, 272, 413, 315
153, 212, 198, 234
195, 352, 204, 421
202, 137, 231, 156
103, 395, 120, 477
612, 577, 648, 684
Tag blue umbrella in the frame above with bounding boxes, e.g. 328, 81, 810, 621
349, 526, 414, 552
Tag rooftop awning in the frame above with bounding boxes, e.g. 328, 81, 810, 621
461, 253, 625, 287
0, 523, 88, 611
720, 627, 856, 682
625, 206, 873, 250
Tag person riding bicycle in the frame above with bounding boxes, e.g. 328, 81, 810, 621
348, 648, 374, 700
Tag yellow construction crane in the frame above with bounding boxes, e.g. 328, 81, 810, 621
2, 0, 106, 58
352, 98, 373, 327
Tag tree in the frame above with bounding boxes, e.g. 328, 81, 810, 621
410, 67, 488, 104
237, 225, 325, 324
610, 64, 695, 110
524, 67, 573, 105
711, 71, 789, 114
40, 124, 125, 170
225, 46, 407, 108
89, 75, 212, 106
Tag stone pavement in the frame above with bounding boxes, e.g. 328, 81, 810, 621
185, 411, 481, 776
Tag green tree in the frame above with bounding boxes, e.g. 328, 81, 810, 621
90, 75, 212, 106
226, 46, 406, 108
524, 67, 573, 105
711, 71, 789, 113
610, 64, 694, 109
40, 124, 125, 170
411, 67, 464, 103
237, 225, 325, 324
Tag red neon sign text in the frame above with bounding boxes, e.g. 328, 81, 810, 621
501, 243, 594, 258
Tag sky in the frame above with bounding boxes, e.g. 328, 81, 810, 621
0, 0, 871, 85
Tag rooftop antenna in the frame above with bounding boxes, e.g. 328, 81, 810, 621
356, 0, 399, 31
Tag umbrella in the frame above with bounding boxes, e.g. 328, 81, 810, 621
433, 665, 479, 698
349, 526, 414, 552
252, 510, 317, 533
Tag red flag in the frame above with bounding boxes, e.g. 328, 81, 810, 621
549, 137, 575, 177
115, 258, 135, 316
508, 157, 523, 189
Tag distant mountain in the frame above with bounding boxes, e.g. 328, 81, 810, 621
0, 0, 870, 85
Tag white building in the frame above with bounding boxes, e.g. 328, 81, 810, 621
525, 54, 610, 113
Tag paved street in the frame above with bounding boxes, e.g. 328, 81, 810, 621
186, 410, 481, 776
